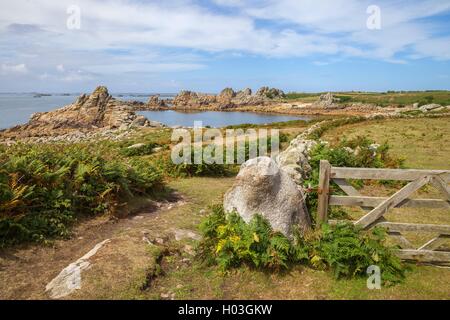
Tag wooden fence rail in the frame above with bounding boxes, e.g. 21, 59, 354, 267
317, 160, 450, 264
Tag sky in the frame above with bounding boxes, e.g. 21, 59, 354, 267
0, 0, 449, 93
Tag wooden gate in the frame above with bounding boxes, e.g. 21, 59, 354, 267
317, 160, 450, 263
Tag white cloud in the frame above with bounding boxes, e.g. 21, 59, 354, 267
1, 63, 28, 74
61, 71, 92, 82
85, 63, 206, 74
413, 37, 450, 61
0, 0, 449, 88
56, 64, 65, 72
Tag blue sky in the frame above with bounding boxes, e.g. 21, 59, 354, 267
0, 0, 449, 93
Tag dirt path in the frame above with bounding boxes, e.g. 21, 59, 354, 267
0, 177, 235, 300
0, 193, 188, 299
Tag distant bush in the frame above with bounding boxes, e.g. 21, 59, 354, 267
197, 206, 406, 285
157, 135, 283, 178
335, 95, 353, 103
0, 144, 164, 246
155, 152, 230, 178
285, 92, 319, 100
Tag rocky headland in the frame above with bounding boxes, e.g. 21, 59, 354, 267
0, 86, 163, 144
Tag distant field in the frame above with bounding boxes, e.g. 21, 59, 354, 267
285, 91, 450, 107
322, 117, 450, 169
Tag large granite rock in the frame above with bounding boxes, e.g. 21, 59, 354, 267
256, 86, 286, 99
172, 90, 217, 108
216, 88, 236, 109
314, 92, 342, 109
146, 95, 167, 108
419, 104, 442, 112
224, 157, 311, 237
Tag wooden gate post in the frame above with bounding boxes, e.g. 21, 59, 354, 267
317, 160, 331, 226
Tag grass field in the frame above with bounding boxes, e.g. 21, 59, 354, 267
285, 91, 450, 107
322, 117, 450, 170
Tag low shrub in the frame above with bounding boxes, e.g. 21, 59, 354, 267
197, 206, 308, 271
157, 135, 282, 178
0, 144, 164, 246
197, 206, 406, 285
335, 95, 353, 103
309, 223, 405, 284
155, 151, 231, 178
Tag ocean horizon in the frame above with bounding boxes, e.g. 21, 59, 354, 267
0, 93, 176, 129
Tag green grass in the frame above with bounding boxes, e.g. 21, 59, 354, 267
284, 91, 450, 107
322, 117, 450, 169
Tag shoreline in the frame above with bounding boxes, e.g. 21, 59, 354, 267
1, 86, 448, 145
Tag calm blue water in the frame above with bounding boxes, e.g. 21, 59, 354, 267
0, 94, 78, 129
139, 110, 309, 127
0, 93, 309, 129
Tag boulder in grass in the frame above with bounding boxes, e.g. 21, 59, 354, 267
224, 157, 311, 237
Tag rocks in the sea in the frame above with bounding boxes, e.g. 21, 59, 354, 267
224, 157, 311, 237
172, 90, 217, 108
146, 95, 167, 109
33, 93, 52, 98
0, 86, 162, 143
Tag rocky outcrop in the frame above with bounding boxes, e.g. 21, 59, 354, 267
172, 91, 217, 108
313, 92, 343, 109
172, 86, 286, 109
419, 104, 443, 112
256, 87, 286, 99
223, 157, 311, 237
216, 88, 236, 109
0, 86, 162, 142
146, 95, 167, 109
